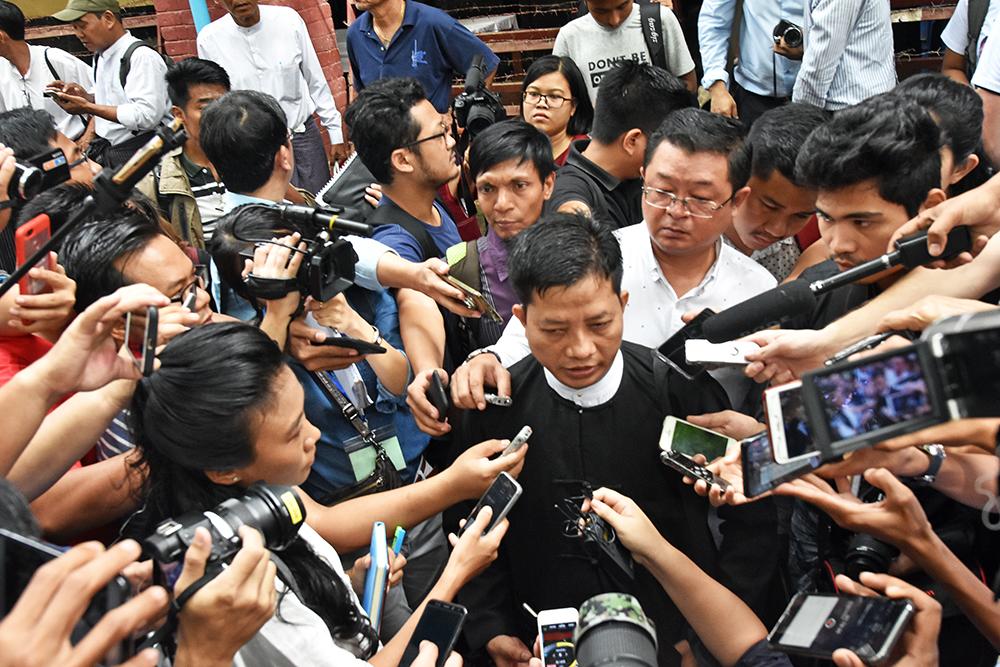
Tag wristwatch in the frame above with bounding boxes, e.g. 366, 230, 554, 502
464, 348, 500, 365
912, 444, 946, 486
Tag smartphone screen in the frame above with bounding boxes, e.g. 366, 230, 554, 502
770, 593, 912, 661
667, 419, 730, 461
776, 384, 817, 461
0, 529, 132, 664
399, 601, 468, 667
741, 431, 818, 497
460, 472, 521, 536
656, 309, 716, 380
810, 349, 933, 445
541, 620, 577, 667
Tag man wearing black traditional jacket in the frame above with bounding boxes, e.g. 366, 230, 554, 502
446, 212, 760, 666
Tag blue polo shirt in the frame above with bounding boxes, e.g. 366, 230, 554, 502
346, 1, 500, 113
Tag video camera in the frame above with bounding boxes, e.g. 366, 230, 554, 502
452, 54, 506, 136
800, 309, 1000, 460
237, 203, 375, 303
6, 147, 75, 201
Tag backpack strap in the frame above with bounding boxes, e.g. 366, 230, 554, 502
967, 0, 991, 74
639, 2, 667, 71
367, 202, 441, 262
119, 41, 173, 88
42, 48, 61, 81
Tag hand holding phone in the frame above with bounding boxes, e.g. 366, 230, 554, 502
426, 371, 450, 422
123, 306, 158, 377
501, 425, 531, 457
362, 522, 389, 633
659, 416, 737, 461
444, 275, 502, 323
538, 607, 579, 667
458, 472, 522, 537
659, 450, 731, 491
15, 214, 55, 296
318, 333, 386, 355
399, 600, 468, 667
764, 380, 821, 464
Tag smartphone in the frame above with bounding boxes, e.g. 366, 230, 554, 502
391, 525, 407, 556
458, 471, 522, 537
426, 371, 449, 422
14, 214, 54, 296
658, 416, 736, 462
537, 607, 579, 667
123, 306, 158, 377
685, 339, 760, 369
764, 381, 822, 464
656, 309, 716, 380
768, 592, 914, 664
659, 449, 731, 491
0, 529, 133, 664
398, 600, 468, 667
43, 89, 60, 99
362, 522, 389, 634
501, 425, 531, 457
741, 431, 819, 498
444, 275, 502, 323
318, 334, 386, 355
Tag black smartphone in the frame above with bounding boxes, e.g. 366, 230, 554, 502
426, 371, 449, 422
399, 600, 468, 667
318, 334, 386, 355
124, 306, 158, 377
458, 472, 522, 537
0, 529, 133, 664
740, 431, 819, 498
768, 592, 913, 664
656, 309, 716, 380
658, 450, 730, 491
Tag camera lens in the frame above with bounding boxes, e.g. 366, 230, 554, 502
784, 26, 803, 48
465, 105, 497, 136
845, 533, 898, 580
8, 163, 42, 201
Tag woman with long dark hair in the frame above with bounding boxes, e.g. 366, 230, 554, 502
128, 322, 512, 665
520, 55, 593, 166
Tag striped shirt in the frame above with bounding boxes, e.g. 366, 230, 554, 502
97, 409, 135, 460
793, 0, 897, 110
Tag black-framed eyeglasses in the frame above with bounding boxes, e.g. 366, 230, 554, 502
523, 90, 571, 108
401, 122, 450, 149
66, 152, 89, 169
169, 264, 208, 306
642, 185, 734, 218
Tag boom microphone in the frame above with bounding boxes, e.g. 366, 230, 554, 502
701, 226, 973, 343
274, 203, 374, 237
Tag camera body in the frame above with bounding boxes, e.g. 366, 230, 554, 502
144, 484, 306, 571
7, 147, 73, 201
452, 54, 506, 136
773, 19, 803, 49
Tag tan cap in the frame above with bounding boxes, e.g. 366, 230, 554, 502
53, 0, 122, 22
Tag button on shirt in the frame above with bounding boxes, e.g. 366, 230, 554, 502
93, 32, 172, 145
699, 0, 801, 98
793, 0, 897, 110
0, 45, 93, 139
347, 0, 499, 113
198, 5, 343, 144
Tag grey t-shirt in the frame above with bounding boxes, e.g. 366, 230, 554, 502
553, 3, 695, 104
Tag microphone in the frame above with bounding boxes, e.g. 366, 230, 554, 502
274, 203, 374, 237
701, 226, 973, 343
702, 280, 817, 343
463, 54, 486, 93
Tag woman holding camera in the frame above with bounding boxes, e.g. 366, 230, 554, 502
128, 322, 519, 665
520, 56, 593, 166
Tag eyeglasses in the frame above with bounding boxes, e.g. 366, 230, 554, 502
66, 152, 89, 169
401, 122, 450, 149
642, 185, 734, 218
522, 91, 571, 108
169, 265, 208, 307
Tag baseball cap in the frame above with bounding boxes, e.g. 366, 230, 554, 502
53, 0, 122, 22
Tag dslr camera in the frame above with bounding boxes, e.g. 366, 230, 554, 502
144, 484, 306, 581
452, 54, 506, 136
773, 19, 803, 49
801, 310, 1000, 460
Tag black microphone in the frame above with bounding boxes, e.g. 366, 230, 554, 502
702, 279, 817, 343
274, 203, 374, 237
463, 54, 486, 93
807, 226, 972, 294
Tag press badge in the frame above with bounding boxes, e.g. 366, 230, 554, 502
344, 424, 406, 482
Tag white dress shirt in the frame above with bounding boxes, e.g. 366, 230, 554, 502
543, 350, 624, 409
489, 223, 777, 408
973, 19, 1000, 91
0, 44, 92, 139
198, 5, 343, 144
793, 0, 897, 110
941, 0, 1000, 58
93, 32, 172, 145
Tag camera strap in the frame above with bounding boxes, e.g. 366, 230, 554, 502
639, 2, 667, 71
312, 370, 380, 449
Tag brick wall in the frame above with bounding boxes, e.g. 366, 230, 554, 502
150, 0, 348, 112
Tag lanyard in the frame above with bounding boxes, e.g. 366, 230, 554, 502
311, 371, 380, 449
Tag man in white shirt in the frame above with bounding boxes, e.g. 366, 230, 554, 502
941, 0, 999, 84
197, 0, 347, 195
432, 109, 775, 423
554, 0, 696, 104
49, 0, 172, 168
0, 0, 93, 142
973, 15, 1000, 165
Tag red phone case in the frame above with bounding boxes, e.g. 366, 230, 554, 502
15, 214, 54, 296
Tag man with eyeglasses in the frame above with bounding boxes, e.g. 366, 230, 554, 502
345, 77, 462, 264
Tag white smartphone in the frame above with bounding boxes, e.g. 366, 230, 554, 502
764, 380, 822, 464
537, 607, 579, 667
502, 425, 532, 457
659, 416, 737, 462
684, 339, 760, 368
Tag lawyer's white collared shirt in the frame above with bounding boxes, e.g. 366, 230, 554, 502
197, 5, 343, 144
542, 350, 624, 409
93, 32, 172, 145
